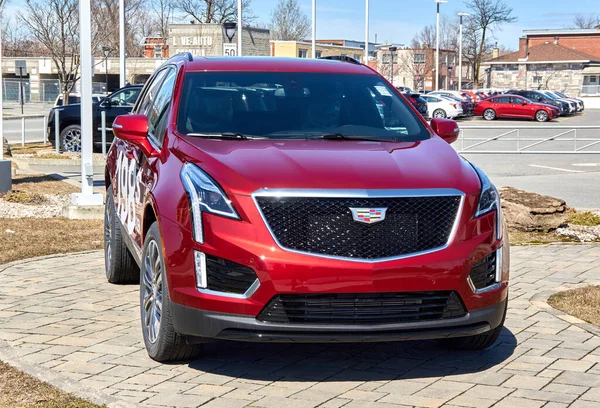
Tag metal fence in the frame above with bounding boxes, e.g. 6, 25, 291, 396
457, 126, 600, 154
2, 79, 107, 103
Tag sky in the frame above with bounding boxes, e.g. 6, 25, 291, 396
3, 0, 599, 50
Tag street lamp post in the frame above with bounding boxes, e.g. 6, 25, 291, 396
458, 12, 469, 91
223, 22, 237, 43
119, 0, 126, 87
102, 46, 111, 94
435, 0, 447, 91
365, 0, 369, 63
237, 0, 243, 56
312, 0, 316, 58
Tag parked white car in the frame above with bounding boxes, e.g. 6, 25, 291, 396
420, 94, 463, 119
429, 90, 471, 102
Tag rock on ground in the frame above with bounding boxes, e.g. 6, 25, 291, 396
499, 186, 569, 232
0, 194, 70, 218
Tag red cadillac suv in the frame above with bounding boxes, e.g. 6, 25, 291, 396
104, 54, 509, 362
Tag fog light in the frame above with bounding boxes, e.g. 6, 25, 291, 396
194, 250, 207, 289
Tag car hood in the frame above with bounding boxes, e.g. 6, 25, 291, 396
175, 136, 481, 197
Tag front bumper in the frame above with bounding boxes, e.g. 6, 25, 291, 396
172, 297, 507, 343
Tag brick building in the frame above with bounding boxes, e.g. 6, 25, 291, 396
482, 28, 600, 96
143, 36, 169, 59
373, 47, 459, 91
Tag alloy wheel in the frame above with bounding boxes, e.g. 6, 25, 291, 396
142, 240, 163, 344
536, 111, 548, 122
62, 128, 82, 152
484, 110, 495, 120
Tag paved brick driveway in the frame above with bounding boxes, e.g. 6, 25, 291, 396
1, 245, 600, 408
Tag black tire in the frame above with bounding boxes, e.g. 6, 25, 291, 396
59, 124, 82, 152
535, 110, 549, 122
433, 109, 447, 119
141, 222, 202, 362
440, 300, 507, 350
105, 186, 139, 284
483, 109, 496, 121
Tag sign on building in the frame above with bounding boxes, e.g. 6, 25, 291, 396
223, 43, 237, 57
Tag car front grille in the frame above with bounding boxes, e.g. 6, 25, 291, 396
469, 252, 497, 291
257, 291, 467, 325
255, 195, 462, 260
206, 255, 258, 295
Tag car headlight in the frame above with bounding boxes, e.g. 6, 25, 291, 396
471, 163, 502, 241
180, 163, 239, 244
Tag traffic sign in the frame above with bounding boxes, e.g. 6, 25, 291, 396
223, 43, 237, 57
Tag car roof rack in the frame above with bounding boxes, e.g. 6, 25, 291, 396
318, 55, 362, 65
171, 52, 194, 62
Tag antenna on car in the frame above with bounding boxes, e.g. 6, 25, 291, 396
318, 55, 362, 65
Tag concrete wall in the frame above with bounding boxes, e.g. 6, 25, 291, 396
487, 63, 586, 96
168, 24, 270, 57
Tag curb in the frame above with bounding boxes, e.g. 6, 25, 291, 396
0, 251, 137, 408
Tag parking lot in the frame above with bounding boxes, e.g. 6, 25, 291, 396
455, 110, 600, 209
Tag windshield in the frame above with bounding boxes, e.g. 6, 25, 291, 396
177, 72, 430, 142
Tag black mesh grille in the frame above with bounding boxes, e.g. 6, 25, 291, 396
258, 291, 466, 325
256, 195, 461, 259
469, 253, 497, 290
206, 255, 258, 295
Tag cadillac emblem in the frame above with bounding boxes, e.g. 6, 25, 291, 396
350, 208, 387, 224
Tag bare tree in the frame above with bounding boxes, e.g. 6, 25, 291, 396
465, 0, 517, 86
573, 14, 600, 29
178, 0, 253, 25
270, 0, 310, 41
92, 0, 147, 58
149, 0, 175, 40
19, 0, 81, 104
1, 16, 44, 57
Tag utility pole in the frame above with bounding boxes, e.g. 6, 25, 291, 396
364, 0, 369, 63
238, 0, 243, 56
312, 0, 316, 58
435, 0, 448, 91
119, 0, 126, 87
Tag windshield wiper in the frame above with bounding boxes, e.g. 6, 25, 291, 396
310, 133, 394, 142
187, 132, 265, 140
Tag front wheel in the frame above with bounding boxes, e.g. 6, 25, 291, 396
433, 109, 447, 119
441, 300, 507, 350
535, 110, 549, 122
141, 222, 202, 362
483, 109, 496, 121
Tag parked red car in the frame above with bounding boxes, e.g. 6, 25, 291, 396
474, 94, 559, 122
105, 55, 509, 362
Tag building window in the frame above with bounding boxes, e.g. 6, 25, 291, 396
414, 53, 425, 64
532, 75, 543, 85
315, 50, 322, 58
442, 55, 448, 66
340, 53, 347, 57
354, 54, 361, 60
154, 45, 162, 59
448, 55, 455, 66
298, 49, 308, 58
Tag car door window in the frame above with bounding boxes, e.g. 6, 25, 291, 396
136, 68, 169, 116
147, 68, 177, 146
108, 88, 141, 107
495, 97, 510, 104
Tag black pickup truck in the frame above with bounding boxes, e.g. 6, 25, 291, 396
47, 84, 143, 152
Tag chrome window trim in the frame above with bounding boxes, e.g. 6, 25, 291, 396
251, 188, 465, 263
197, 278, 260, 299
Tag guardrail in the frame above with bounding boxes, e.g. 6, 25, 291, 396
2, 115, 47, 146
457, 126, 600, 154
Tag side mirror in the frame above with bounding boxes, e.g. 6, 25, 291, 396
112, 114, 158, 157
430, 117, 459, 144
522, 101, 528, 105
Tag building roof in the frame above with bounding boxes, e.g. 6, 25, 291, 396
523, 28, 600, 36
486, 42, 600, 64
272, 40, 363, 51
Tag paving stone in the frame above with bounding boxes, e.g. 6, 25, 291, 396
53, 361, 113, 375
554, 371, 600, 387
548, 359, 595, 372
379, 394, 447, 407
250, 396, 320, 408
489, 396, 545, 408
338, 389, 387, 401
580, 387, 600, 402
502, 374, 552, 390
143, 392, 210, 407
510, 389, 578, 404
